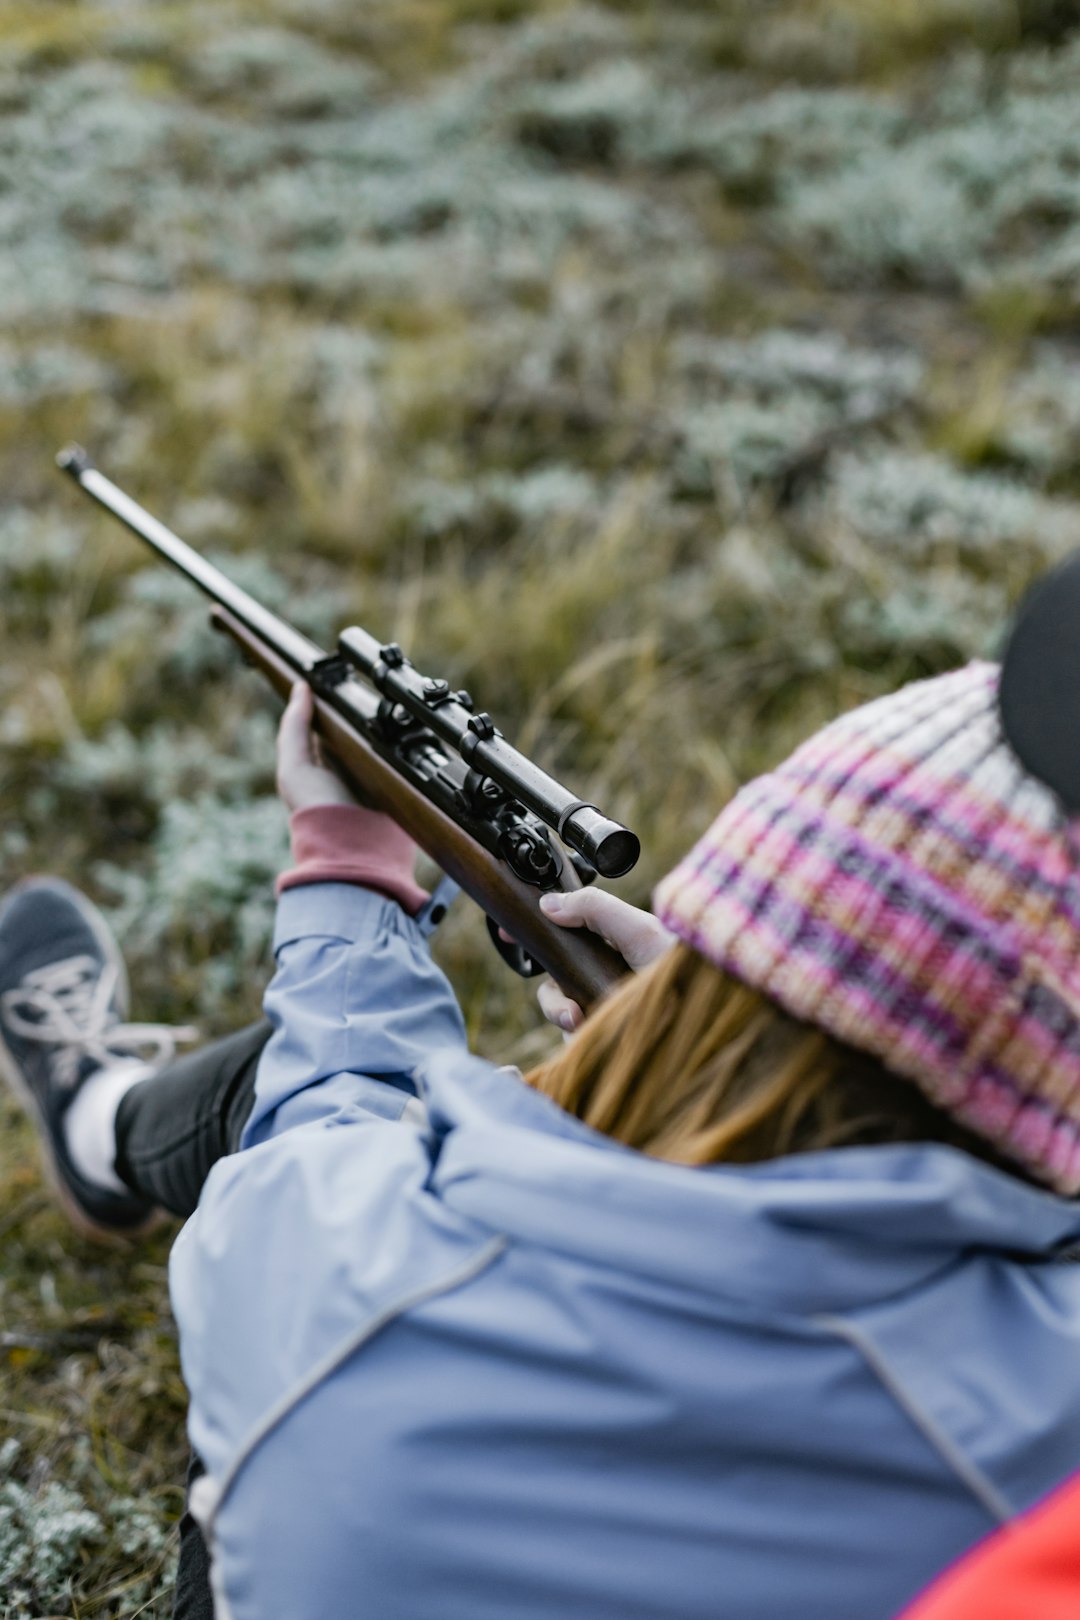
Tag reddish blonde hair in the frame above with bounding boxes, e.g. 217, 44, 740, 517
526, 943, 1019, 1173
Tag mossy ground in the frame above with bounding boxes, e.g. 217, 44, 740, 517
2, 1, 1080, 1612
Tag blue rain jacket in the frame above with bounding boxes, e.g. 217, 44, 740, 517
169, 882, 1080, 1620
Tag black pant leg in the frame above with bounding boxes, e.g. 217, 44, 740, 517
114, 1023, 273, 1619
114, 1021, 272, 1218
172, 1452, 216, 1620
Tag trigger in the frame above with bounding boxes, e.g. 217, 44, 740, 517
486, 916, 545, 978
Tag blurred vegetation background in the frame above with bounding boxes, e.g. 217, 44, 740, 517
3, 0, 1080, 1612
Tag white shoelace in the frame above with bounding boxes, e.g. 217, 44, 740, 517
1, 954, 198, 1091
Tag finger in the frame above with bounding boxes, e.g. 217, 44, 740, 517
537, 978, 584, 1033
538, 887, 674, 971
539, 887, 637, 946
279, 681, 312, 738
277, 683, 316, 776
293, 680, 315, 732
276, 686, 319, 807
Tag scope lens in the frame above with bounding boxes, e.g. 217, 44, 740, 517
585, 826, 640, 879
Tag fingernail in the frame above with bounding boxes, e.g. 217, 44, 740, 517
539, 892, 565, 914
558, 1011, 576, 1032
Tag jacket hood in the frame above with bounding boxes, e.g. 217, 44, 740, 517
419, 1050, 1080, 1317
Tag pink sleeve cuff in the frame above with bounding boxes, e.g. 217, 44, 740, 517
276, 804, 429, 916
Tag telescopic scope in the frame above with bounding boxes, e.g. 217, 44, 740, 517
338, 626, 640, 879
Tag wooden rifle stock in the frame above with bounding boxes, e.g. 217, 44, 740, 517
212, 607, 630, 1014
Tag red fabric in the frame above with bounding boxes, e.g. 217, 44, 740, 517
901, 1473, 1080, 1620
276, 804, 429, 916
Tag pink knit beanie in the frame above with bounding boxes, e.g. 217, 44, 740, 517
653, 661, 1080, 1195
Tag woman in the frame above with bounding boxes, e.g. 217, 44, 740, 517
3, 660, 1080, 1620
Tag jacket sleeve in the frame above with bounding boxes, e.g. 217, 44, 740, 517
169, 879, 487, 1489
239, 880, 469, 1151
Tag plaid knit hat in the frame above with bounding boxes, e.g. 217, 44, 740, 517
653, 661, 1080, 1195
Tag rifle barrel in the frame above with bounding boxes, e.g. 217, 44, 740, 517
57, 445, 322, 674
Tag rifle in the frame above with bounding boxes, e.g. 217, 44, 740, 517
57, 446, 639, 1012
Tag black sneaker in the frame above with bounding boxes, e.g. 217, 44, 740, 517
0, 877, 192, 1241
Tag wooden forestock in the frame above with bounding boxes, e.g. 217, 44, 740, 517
212, 607, 630, 1014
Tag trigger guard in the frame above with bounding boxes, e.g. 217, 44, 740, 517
486, 915, 545, 978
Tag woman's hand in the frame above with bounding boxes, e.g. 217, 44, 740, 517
536, 888, 675, 1033
276, 683, 359, 813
